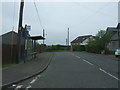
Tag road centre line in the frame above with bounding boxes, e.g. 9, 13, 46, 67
74, 54, 119, 81
75, 56, 80, 58
99, 68, 120, 81
82, 59, 94, 66
75, 55, 93, 66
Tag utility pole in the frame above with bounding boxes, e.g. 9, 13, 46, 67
68, 28, 69, 46
23, 24, 27, 64
118, 24, 120, 48
17, 0, 24, 64
43, 29, 45, 44
66, 38, 67, 46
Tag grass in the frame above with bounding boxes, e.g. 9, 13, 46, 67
2, 63, 17, 69
2, 59, 24, 70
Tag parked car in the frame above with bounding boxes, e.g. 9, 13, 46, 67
115, 48, 120, 57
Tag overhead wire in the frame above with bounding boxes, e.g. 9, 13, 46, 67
12, 0, 16, 31
11, 1, 16, 59
73, 2, 118, 25
33, 0, 44, 30
74, 2, 117, 19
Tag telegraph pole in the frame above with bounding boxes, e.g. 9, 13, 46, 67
43, 29, 45, 44
68, 28, 69, 46
66, 38, 67, 46
118, 24, 120, 48
17, 0, 24, 64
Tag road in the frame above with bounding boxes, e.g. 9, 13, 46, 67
9, 52, 119, 88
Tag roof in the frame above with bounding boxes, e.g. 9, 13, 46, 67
106, 27, 118, 32
71, 35, 92, 43
117, 23, 120, 29
107, 23, 120, 31
1, 31, 18, 45
30, 36, 45, 40
1, 31, 17, 37
1, 31, 24, 45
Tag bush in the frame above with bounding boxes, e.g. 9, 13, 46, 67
85, 30, 112, 54
46, 45, 70, 51
72, 45, 85, 51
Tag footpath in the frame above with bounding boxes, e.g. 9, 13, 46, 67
2, 52, 54, 89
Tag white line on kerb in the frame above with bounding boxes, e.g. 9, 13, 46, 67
99, 68, 120, 81
82, 59, 93, 66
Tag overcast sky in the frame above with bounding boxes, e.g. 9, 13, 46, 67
2, 1, 119, 45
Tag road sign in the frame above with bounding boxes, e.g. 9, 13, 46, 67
26, 25, 31, 31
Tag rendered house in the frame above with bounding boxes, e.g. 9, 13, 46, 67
71, 35, 94, 45
106, 23, 120, 52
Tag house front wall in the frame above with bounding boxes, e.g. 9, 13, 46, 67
81, 38, 89, 45
71, 42, 80, 45
112, 32, 118, 40
80, 36, 94, 45
107, 41, 119, 51
107, 32, 119, 51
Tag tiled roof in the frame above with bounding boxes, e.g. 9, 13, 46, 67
106, 27, 118, 31
71, 35, 92, 43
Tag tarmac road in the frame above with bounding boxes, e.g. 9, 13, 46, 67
8, 52, 119, 89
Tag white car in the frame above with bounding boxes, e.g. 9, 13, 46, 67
115, 48, 120, 57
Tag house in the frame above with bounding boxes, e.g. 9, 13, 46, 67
71, 35, 94, 45
106, 23, 120, 52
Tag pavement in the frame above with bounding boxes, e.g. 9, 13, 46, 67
7, 52, 119, 88
2, 52, 54, 89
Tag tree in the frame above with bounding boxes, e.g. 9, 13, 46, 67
86, 30, 112, 54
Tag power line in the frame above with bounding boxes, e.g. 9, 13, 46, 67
73, 2, 117, 25
33, 0, 44, 30
11, 1, 16, 62
12, 1, 16, 31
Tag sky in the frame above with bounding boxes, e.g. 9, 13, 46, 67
1, 1, 119, 45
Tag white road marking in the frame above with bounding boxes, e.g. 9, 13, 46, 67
82, 59, 94, 66
30, 75, 41, 84
75, 56, 81, 58
74, 54, 119, 81
12, 84, 16, 87
25, 85, 31, 90
15, 85, 23, 90
99, 68, 120, 81
75, 55, 93, 66
30, 77, 38, 84
37, 75, 41, 78
30, 79, 37, 84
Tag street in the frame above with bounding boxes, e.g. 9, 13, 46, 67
9, 52, 119, 88
2, 1, 120, 89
